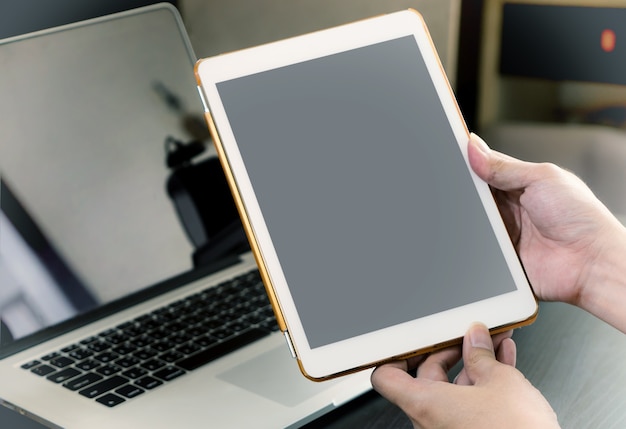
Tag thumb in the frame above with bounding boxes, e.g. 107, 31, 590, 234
462, 322, 498, 384
468, 133, 540, 192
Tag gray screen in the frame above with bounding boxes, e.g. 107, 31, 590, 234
217, 36, 516, 349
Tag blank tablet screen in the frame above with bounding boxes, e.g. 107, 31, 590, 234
215, 35, 516, 349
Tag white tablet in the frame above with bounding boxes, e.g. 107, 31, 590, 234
194, 9, 537, 381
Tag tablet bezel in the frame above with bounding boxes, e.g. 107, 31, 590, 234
195, 9, 538, 380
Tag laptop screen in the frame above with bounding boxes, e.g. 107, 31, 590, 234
0, 6, 244, 355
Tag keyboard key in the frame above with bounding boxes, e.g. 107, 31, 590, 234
116, 321, 133, 330
227, 321, 248, 332
41, 352, 60, 361
185, 326, 206, 337
98, 328, 117, 337
164, 322, 185, 333
152, 340, 175, 352
122, 367, 147, 379
181, 314, 204, 326
96, 365, 122, 376
153, 366, 185, 382
76, 359, 101, 371
259, 319, 279, 332
166, 300, 183, 311
147, 329, 169, 340
116, 384, 144, 399
131, 335, 153, 348
176, 342, 201, 355
78, 375, 128, 398
94, 352, 118, 363
160, 351, 184, 363
155, 312, 178, 324
134, 314, 152, 323
211, 328, 234, 340
49, 356, 75, 368
61, 344, 80, 353
96, 393, 125, 407
106, 333, 129, 345
31, 365, 56, 377
177, 328, 269, 371
194, 335, 218, 348
139, 319, 161, 331
243, 312, 267, 325
221, 312, 239, 322
202, 319, 223, 330
21, 360, 41, 370
135, 376, 163, 390
64, 373, 103, 391
47, 368, 81, 384
69, 348, 93, 360
134, 348, 157, 360
112, 344, 137, 355
88, 341, 111, 353
115, 356, 140, 368
169, 333, 191, 345
152, 307, 171, 316
80, 336, 99, 345
141, 359, 166, 371
121, 325, 143, 338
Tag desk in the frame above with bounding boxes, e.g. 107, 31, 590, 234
4, 301, 626, 428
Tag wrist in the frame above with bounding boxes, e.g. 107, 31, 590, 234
578, 218, 626, 333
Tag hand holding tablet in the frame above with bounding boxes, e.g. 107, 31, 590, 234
194, 9, 537, 380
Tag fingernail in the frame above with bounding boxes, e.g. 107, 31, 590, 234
470, 133, 490, 154
468, 322, 493, 350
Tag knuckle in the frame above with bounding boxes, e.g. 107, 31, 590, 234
534, 162, 562, 177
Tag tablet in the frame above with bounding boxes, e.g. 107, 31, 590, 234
194, 9, 537, 381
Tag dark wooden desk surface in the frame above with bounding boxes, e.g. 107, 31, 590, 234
4, 301, 626, 428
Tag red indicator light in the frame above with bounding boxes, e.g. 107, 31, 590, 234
601, 29, 616, 53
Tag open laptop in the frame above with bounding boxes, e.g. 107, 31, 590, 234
0, 4, 372, 428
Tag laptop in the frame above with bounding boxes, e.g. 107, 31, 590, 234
0, 4, 372, 428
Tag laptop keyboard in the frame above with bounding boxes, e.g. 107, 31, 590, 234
21, 269, 278, 407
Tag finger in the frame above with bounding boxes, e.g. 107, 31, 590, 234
454, 330, 513, 385
496, 337, 517, 368
461, 322, 498, 385
416, 346, 462, 382
491, 329, 513, 345
371, 351, 434, 404
491, 187, 523, 246
467, 133, 541, 192
372, 363, 456, 428
405, 353, 429, 373
454, 367, 470, 385
371, 363, 423, 409
380, 359, 409, 372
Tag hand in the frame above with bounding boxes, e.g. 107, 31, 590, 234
371, 323, 560, 429
468, 134, 626, 330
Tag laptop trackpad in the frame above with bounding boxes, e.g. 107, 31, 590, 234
218, 346, 338, 406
